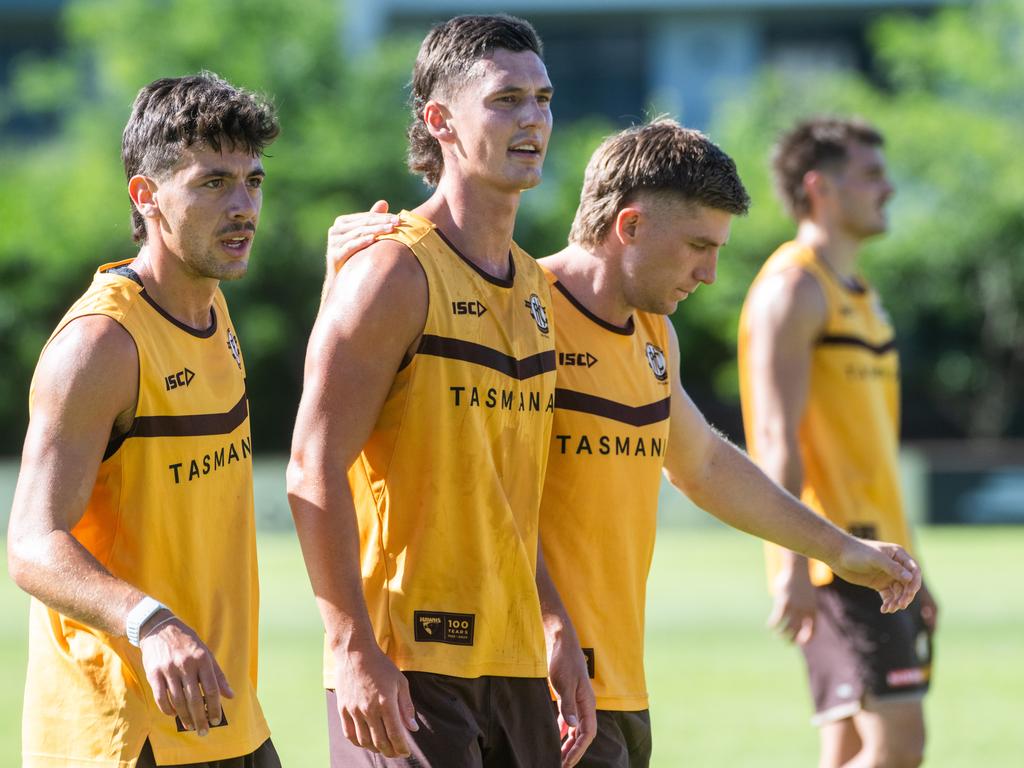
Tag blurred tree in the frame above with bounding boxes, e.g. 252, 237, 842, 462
704, 0, 1024, 440
0, 0, 611, 453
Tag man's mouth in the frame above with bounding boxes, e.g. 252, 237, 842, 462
220, 234, 252, 251
509, 140, 542, 156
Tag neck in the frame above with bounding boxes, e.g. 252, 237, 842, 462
130, 246, 219, 330
795, 219, 862, 280
416, 176, 522, 278
541, 242, 633, 328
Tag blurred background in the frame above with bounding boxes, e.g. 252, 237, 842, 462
1, 0, 1021, 765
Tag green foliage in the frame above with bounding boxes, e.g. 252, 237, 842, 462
0, 0, 611, 452
708, 0, 1024, 438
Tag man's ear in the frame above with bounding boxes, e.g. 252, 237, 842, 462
802, 169, 832, 210
128, 175, 160, 221
423, 100, 455, 144
612, 206, 642, 245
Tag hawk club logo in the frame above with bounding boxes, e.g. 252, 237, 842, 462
226, 328, 241, 368
645, 342, 668, 381
524, 293, 549, 334
413, 611, 475, 646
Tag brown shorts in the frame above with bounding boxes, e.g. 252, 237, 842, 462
327, 673, 560, 768
136, 738, 281, 767
571, 709, 651, 768
802, 577, 933, 725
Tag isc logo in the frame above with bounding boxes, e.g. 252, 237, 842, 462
559, 352, 598, 368
452, 300, 487, 317
164, 368, 196, 391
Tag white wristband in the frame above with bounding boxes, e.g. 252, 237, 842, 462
126, 596, 168, 647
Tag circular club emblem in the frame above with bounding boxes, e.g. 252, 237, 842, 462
227, 328, 242, 368
525, 293, 550, 334
645, 342, 668, 381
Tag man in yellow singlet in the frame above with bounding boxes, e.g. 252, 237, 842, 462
7, 73, 281, 767
738, 117, 937, 768
324, 119, 922, 768
287, 14, 595, 768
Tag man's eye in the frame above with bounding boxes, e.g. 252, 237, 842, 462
204, 179, 224, 189
248, 177, 264, 188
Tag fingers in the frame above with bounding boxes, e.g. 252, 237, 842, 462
562, 689, 597, 767
212, 657, 235, 699
165, 675, 192, 732
558, 692, 579, 730
795, 615, 814, 645
183, 677, 211, 736
148, 673, 174, 717
397, 676, 419, 731
369, 199, 390, 214
379, 699, 413, 758
197, 660, 223, 728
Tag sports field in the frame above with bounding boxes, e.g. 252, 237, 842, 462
1, 521, 1021, 766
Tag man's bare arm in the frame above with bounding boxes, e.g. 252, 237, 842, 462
661, 314, 919, 614
535, 547, 596, 768
288, 239, 427, 758
7, 315, 232, 735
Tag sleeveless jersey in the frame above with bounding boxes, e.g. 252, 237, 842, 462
538, 270, 671, 710
737, 241, 912, 587
323, 211, 557, 684
22, 260, 268, 767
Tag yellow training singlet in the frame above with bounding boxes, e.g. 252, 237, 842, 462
323, 211, 557, 685
538, 270, 671, 710
738, 241, 912, 587
23, 261, 268, 767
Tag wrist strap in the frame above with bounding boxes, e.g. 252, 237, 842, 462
126, 596, 168, 647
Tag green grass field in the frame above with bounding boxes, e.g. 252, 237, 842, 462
2, 525, 1022, 766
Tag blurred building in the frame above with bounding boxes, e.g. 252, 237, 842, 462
347, 0, 950, 129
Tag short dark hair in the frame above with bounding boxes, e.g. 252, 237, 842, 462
772, 116, 884, 219
569, 119, 750, 248
122, 71, 280, 244
408, 14, 543, 186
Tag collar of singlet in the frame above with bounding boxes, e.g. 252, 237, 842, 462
103, 263, 218, 338
553, 280, 635, 336
430, 226, 516, 288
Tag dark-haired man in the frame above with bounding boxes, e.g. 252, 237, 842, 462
739, 117, 936, 768
287, 14, 594, 768
326, 119, 922, 768
8, 72, 281, 767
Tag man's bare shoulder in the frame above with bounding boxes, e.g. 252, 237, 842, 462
745, 265, 827, 335
325, 238, 427, 313
33, 314, 138, 427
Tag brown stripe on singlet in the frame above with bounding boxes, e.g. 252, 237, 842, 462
555, 388, 671, 427
817, 335, 896, 355
104, 393, 249, 459
418, 334, 556, 380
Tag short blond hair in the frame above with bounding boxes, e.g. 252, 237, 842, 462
568, 119, 749, 248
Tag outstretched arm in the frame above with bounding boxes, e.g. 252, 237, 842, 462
288, 239, 427, 758
661, 312, 920, 615
7, 315, 232, 736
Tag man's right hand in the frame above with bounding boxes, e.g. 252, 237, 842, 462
139, 613, 234, 737
333, 645, 419, 758
768, 566, 817, 645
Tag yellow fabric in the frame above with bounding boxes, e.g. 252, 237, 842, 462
538, 269, 671, 710
738, 242, 912, 588
323, 211, 557, 685
23, 260, 268, 767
